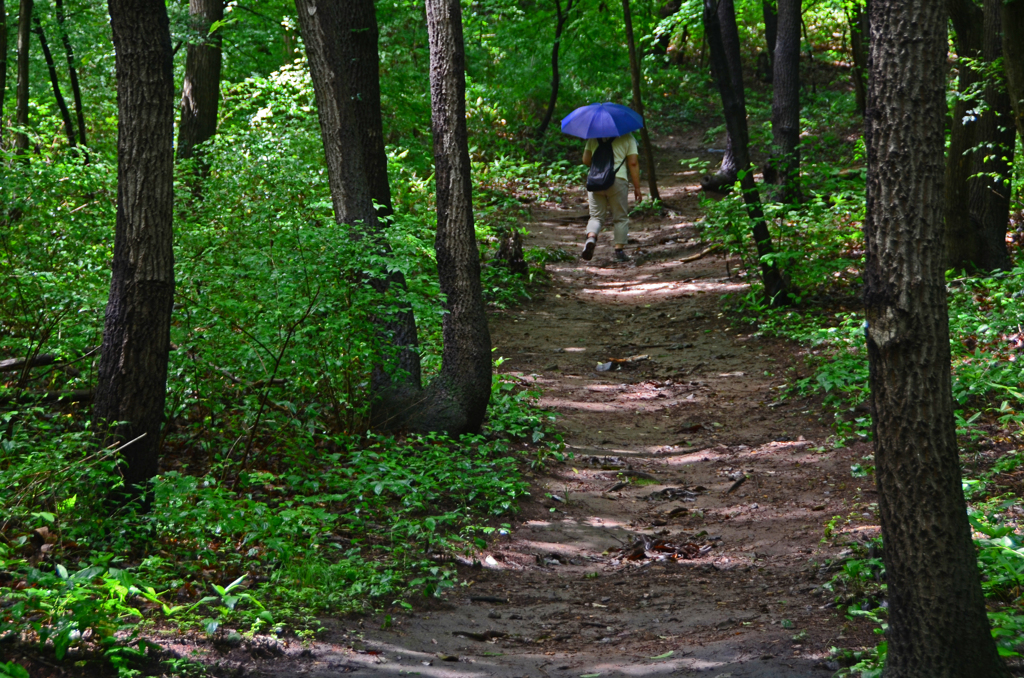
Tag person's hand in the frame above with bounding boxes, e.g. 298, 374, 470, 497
634, 187, 643, 203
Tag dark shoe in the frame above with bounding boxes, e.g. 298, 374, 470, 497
615, 248, 628, 262
581, 238, 596, 261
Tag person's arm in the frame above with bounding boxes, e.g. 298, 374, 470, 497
582, 148, 593, 167
627, 154, 642, 202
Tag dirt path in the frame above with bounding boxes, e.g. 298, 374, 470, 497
231, 135, 880, 677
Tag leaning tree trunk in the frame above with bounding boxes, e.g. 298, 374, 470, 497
95, 0, 176, 494
767, 0, 800, 203
54, 0, 85, 148
177, 0, 223, 164
33, 16, 76, 148
864, 0, 1010, 674
704, 0, 789, 304
15, 0, 32, 155
1004, 0, 1024, 141
963, 0, 1014, 271
536, 0, 573, 137
410, 0, 493, 434
345, 0, 423, 424
295, 0, 423, 430
847, 2, 867, 117
945, 0, 983, 269
701, 0, 744, 192
623, 0, 659, 201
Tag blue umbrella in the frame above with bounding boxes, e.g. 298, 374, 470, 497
560, 102, 644, 139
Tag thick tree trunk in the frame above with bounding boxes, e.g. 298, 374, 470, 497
945, 0, 983, 269
622, 0, 659, 201
295, 0, 423, 429
15, 0, 32, 155
1004, 0, 1024, 141
963, 0, 1013, 271
54, 0, 86, 148
703, 0, 789, 304
344, 0, 423, 423
177, 0, 223, 163
847, 3, 867, 116
95, 0, 175, 493
412, 0, 493, 434
767, 0, 800, 203
32, 16, 76, 148
536, 0, 572, 138
864, 0, 1010, 675
701, 0, 744, 192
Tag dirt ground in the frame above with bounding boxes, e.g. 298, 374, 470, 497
9, 133, 883, 678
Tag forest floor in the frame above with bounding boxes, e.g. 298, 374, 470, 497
202, 132, 880, 677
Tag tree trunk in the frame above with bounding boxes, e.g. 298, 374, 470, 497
703, 0, 789, 304
864, 0, 1010, 674
95, 0, 176, 493
176, 0, 223, 163
1, 0, 7, 125
963, 0, 1013, 271
945, 0, 983, 269
412, 0, 493, 434
847, 3, 867, 116
1004, 0, 1024, 142
701, 0, 744, 192
767, 0, 800, 203
622, 0, 659, 201
32, 15, 76, 148
15, 0, 32, 155
536, 0, 573, 137
54, 0, 86, 148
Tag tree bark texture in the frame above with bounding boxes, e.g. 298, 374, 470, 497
1004, 0, 1024, 142
622, 0, 659, 200
964, 0, 1013, 271
54, 0, 86, 147
767, 0, 800, 203
176, 0, 223, 162
413, 0, 493, 435
32, 16, 76, 148
762, 0, 776, 75
15, 0, 32, 154
864, 0, 1009, 674
1, 0, 7, 125
847, 3, 867, 116
95, 0, 175, 492
295, 0, 423, 429
945, 0, 982, 269
701, 0, 744, 192
703, 0, 788, 304
536, 0, 573, 137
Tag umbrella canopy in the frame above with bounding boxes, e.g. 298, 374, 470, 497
560, 102, 644, 139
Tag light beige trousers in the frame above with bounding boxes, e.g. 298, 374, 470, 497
586, 178, 629, 246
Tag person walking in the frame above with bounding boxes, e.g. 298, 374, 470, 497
581, 133, 642, 262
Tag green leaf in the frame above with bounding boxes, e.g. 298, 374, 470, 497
650, 651, 674, 659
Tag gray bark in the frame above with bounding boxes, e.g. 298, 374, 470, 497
767, 0, 800, 202
177, 0, 223, 163
864, 0, 1010, 674
96, 0, 176, 492
701, 0, 743, 192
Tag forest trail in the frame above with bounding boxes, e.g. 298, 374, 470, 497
241, 134, 877, 677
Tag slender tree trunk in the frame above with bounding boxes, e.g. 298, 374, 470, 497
945, 0, 983, 269
622, 0, 659, 200
704, 0, 789, 304
54, 0, 85, 148
963, 0, 1013, 271
177, 0, 223, 163
1004, 0, 1024, 142
32, 15, 76, 148
536, 0, 573, 137
864, 0, 1010, 674
412, 0, 493, 434
767, 0, 800, 202
762, 0, 777, 76
701, 0, 744, 192
847, 2, 867, 116
1, 0, 7, 125
95, 0, 175, 493
15, 0, 32, 154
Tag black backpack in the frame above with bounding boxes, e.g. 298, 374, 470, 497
586, 138, 625, 192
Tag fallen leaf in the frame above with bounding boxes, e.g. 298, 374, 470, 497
650, 650, 674, 659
